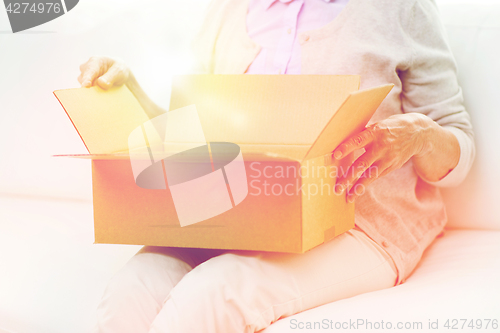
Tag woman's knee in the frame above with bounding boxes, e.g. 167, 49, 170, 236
95, 249, 195, 333
164, 253, 272, 331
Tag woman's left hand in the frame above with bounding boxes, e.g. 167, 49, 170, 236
333, 113, 433, 203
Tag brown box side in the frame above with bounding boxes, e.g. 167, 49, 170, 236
300, 155, 355, 253
92, 158, 305, 253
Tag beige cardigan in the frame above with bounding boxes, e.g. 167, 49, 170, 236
191, 0, 475, 284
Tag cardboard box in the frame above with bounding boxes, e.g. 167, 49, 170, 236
54, 75, 393, 253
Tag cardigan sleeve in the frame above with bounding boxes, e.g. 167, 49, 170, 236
399, 0, 475, 187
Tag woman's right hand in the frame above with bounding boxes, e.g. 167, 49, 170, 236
77, 56, 130, 90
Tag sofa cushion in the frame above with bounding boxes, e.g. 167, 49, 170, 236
0, 195, 142, 333
437, 2, 500, 230
262, 229, 500, 332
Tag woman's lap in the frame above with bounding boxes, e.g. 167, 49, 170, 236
95, 229, 398, 333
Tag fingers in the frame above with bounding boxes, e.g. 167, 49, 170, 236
96, 62, 128, 90
329, 150, 355, 179
333, 128, 374, 160
78, 57, 105, 88
332, 116, 426, 202
335, 150, 378, 196
79, 71, 97, 88
77, 56, 128, 90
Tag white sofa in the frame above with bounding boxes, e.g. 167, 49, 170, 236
1, 1, 499, 333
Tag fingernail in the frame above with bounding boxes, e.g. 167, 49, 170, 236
335, 184, 342, 195
334, 151, 342, 160
348, 195, 355, 203
336, 183, 347, 195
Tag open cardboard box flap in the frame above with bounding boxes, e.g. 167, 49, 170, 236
54, 75, 393, 163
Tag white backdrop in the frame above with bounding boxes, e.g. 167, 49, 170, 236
0, 0, 210, 201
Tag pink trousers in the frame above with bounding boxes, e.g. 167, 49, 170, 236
94, 228, 397, 333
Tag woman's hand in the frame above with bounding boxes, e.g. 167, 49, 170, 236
76, 56, 166, 118
333, 113, 459, 203
77, 56, 130, 89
